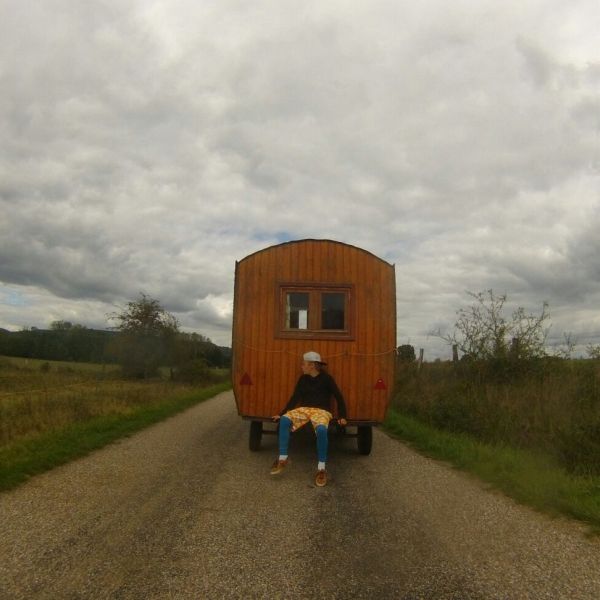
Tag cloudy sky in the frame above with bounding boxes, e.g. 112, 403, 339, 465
1, 0, 599, 358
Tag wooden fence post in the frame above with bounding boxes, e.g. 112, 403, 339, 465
511, 337, 520, 358
452, 344, 459, 365
418, 348, 424, 370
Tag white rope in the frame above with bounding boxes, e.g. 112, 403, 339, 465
238, 343, 397, 358
238, 344, 294, 355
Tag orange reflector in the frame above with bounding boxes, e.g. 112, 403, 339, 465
240, 373, 252, 385
374, 378, 387, 390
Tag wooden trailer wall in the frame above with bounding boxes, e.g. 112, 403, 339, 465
232, 239, 396, 423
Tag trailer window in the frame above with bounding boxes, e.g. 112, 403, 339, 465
286, 292, 309, 329
277, 284, 354, 340
321, 293, 345, 329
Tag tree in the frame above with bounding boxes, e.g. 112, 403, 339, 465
171, 331, 229, 373
587, 344, 600, 360
397, 344, 416, 363
108, 294, 179, 378
435, 289, 550, 361
552, 332, 577, 359
50, 320, 73, 330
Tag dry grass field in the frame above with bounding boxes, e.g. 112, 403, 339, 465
0, 355, 231, 489
0, 355, 213, 447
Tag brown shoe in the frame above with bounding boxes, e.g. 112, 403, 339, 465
315, 469, 327, 487
270, 458, 289, 475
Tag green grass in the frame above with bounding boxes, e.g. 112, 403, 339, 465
393, 359, 600, 476
0, 354, 120, 374
383, 408, 600, 535
0, 381, 231, 492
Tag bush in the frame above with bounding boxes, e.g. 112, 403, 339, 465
393, 357, 600, 475
174, 359, 218, 385
397, 344, 416, 363
430, 385, 478, 434
557, 419, 600, 476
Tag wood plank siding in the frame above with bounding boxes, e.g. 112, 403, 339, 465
232, 239, 396, 423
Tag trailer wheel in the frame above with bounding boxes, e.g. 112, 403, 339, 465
357, 426, 372, 455
249, 421, 263, 451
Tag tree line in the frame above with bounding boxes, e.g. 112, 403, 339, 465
0, 294, 231, 378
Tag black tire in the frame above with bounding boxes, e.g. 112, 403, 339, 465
249, 421, 263, 451
357, 426, 372, 455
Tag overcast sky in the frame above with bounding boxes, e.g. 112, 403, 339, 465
1, 0, 599, 358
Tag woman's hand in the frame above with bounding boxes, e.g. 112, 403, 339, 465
272, 415, 281, 422
338, 418, 347, 426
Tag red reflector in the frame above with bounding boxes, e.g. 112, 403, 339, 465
374, 378, 387, 390
240, 373, 252, 385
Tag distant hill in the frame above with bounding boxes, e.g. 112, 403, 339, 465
0, 327, 231, 368
0, 327, 115, 363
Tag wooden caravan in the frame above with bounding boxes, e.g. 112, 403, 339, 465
231, 239, 396, 454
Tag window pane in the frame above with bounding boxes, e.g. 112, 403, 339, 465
286, 292, 309, 329
321, 293, 345, 329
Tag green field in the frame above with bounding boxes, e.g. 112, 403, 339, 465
0, 355, 231, 490
0, 355, 118, 369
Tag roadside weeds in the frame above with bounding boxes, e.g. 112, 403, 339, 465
383, 408, 600, 536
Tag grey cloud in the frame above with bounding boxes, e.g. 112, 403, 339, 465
566, 218, 600, 284
516, 37, 556, 88
1, 1, 599, 352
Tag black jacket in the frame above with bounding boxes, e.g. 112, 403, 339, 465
279, 371, 347, 418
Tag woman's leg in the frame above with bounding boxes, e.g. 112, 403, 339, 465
278, 415, 293, 458
315, 424, 328, 464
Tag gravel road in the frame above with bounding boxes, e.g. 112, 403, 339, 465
1, 390, 600, 599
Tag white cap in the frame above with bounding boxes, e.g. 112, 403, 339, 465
303, 351, 326, 365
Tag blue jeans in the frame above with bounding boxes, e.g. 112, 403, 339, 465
279, 415, 328, 462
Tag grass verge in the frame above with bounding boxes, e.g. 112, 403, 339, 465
383, 408, 600, 535
0, 382, 231, 492
1, 354, 120, 374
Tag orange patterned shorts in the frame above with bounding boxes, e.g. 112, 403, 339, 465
283, 407, 333, 432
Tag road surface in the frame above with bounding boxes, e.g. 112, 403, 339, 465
1, 390, 600, 599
